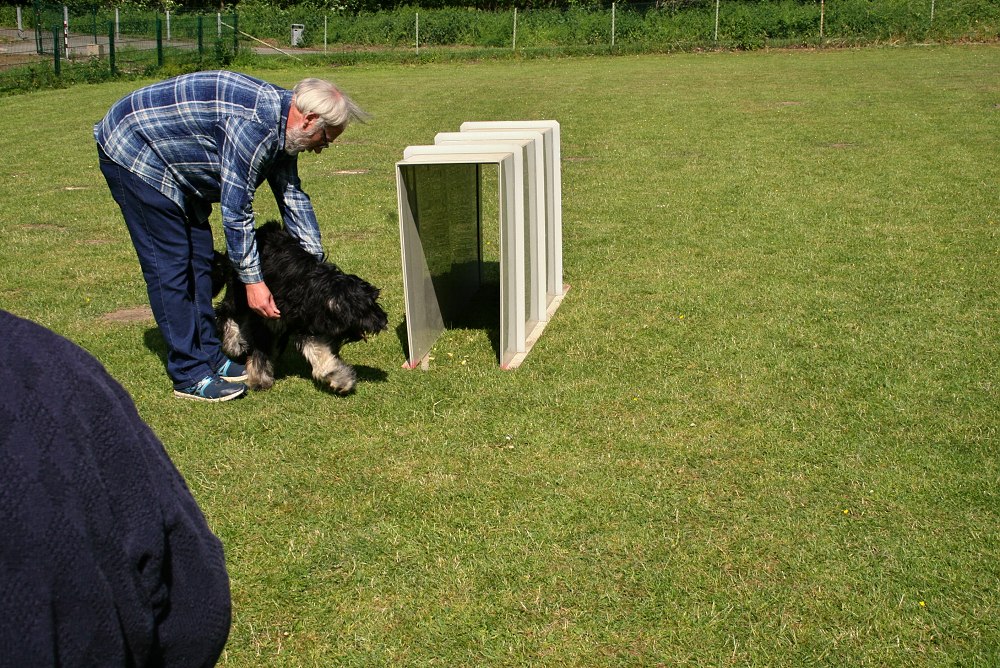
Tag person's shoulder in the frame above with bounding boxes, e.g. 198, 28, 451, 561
0, 310, 115, 399
213, 70, 285, 92
0, 310, 85, 362
163, 70, 277, 94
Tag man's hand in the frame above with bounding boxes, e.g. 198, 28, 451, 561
246, 281, 281, 319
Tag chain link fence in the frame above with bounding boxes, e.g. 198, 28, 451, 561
0, 3, 238, 81
233, 0, 996, 51
1, 0, 996, 87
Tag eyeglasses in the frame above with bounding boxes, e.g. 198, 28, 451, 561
314, 124, 344, 149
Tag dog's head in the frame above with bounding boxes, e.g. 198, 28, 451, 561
321, 272, 389, 345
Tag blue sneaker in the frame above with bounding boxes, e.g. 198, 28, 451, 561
173, 375, 247, 402
217, 359, 248, 382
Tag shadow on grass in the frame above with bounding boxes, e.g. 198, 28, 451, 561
143, 327, 389, 391
394, 279, 503, 365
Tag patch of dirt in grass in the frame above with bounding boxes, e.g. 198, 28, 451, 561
101, 306, 153, 323
22, 224, 65, 231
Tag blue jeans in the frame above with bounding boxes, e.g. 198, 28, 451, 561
98, 146, 228, 389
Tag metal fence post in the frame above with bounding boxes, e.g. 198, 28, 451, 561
232, 13, 239, 53
108, 20, 116, 75
52, 25, 60, 75
35, 3, 43, 54
156, 16, 163, 66
197, 15, 204, 57
714, 0, 720, 42
513, 7, 517, 51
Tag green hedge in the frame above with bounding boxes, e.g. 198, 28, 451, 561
231, 0, 998, 49
4, 0, 995, 50
1, 0, 997, 98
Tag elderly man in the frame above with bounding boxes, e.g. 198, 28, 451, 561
95, 71, 366, 402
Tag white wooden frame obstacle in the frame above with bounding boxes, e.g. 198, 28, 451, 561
460, 121, 564, 309
396, 120, 566, 370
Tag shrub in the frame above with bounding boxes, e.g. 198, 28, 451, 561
2, 0, 997, 98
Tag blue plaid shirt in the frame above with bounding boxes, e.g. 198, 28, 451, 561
94, 70, 322, 284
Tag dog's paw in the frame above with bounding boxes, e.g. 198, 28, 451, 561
323, 365, 357, 395
246, 355, 275, 391
247, 376, 275, 391
220, 318, 251, 358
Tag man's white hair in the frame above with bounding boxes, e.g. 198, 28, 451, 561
292, 78, 368, 129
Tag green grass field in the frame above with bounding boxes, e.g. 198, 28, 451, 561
1, 45, 997, 666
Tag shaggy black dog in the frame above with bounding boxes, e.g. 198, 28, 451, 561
214, 221, 388, 394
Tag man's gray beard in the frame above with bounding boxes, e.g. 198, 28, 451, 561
284, 126, 310, 156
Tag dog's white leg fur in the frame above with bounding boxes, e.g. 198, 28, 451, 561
299, 336, 356, 394
220, 317, 250, 358
246, 352, 275, 391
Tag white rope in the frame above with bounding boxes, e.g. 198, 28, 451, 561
220, 21, 303, 61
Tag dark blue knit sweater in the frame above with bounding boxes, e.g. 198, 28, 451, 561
0, 310, 231, 667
